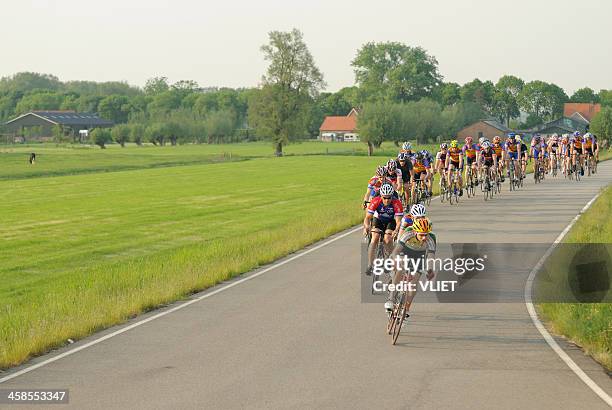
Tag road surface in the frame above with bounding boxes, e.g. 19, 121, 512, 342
2, 162, 611, 409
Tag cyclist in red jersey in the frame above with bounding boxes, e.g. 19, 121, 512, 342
364, 183, 404, 273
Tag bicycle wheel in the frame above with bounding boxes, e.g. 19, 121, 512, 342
391, 296, 408, 345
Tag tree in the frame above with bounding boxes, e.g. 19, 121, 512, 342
598, 90, 612, 107
433, 82, 461, 106
14, 90, 64, 114
144, 77, 170, 95
494, 75, 524, 125
129, 123, 145, 145
570, 87, 599, 103
98, 95, 132, 123
460, 79, 496, 114
90, 128, 112, 148
352, 42, 441, 103
357, 102, 395, 155
590, 107, 612, 145
518, 81, 568, 121
111, 124, 131, 147
249, 28, 325, 156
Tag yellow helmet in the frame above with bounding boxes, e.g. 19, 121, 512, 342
450, 140, 458, 148
412, 217, 432, 233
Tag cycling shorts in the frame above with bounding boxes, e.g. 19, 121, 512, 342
414, 170, 427, 181
573, 147, 583, 155
449, 160, 462, 170
373, 217, 397, 233
507, 152, 518, 160
466, 156, 476, 166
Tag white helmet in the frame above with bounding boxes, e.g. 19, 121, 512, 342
379, 183, 394, 197
401, 141, 412, 151
482, 141, 492, 149
410, 204, 427, 217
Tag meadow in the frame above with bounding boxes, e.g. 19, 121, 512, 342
537, 185, 612, 370
1, 141, 410, 368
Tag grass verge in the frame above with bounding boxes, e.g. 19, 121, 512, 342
537, 185, 612, 370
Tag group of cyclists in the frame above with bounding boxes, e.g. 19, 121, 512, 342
361, 130, 601, 317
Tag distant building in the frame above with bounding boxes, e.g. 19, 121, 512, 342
527, 117, 588, 138
319, 108, 359, 142
456, 120, 511, 141
563, 103, 601, 122
4, 110, 113, 142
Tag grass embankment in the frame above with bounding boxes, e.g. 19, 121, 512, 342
0, 141, 436, 180
537, 185, 612, 370
0, 155, 387, 368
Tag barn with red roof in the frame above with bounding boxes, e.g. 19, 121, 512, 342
318, 108, 359, 142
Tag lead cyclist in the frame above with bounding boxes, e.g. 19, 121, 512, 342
384, 218, 436, 313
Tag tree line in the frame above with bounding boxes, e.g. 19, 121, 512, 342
1, 30, 611, 153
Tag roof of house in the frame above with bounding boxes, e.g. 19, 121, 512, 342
482, 119, 511, 133
529, 117, 588, 133
319, 110, 358, 132
5, 111, 114, 127
457, 119, 511, 135
563, 103, 601, 122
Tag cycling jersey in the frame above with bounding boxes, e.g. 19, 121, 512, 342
505, 139, 520, 160
448, 147, 462, 163
462, 143, 478, 159
480, 148, 495, 166
395, 159, 413, 183
573, 137, 584, 149
492, 143, 503, 158
367, 196, 403, 222
583, 136, 593, 149
550, 142, 559, 153
385, 169, 403, 184
520, 143, 528, 157
397, 229, 437, 259
436, 150, 448, 163
412, 159, 430, 173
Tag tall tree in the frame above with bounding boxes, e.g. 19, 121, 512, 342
144, 77, 170, 95
352, 42, 441, 103
518, 81, 568, 121
98, 95, 132, 123
494, 75, 524, 126
570, 87, 599, 103
460, 79, 496, 114
248, 28, 325, 156
598, 89, 612, 107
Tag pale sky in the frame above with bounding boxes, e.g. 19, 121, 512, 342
1, 0, 610, 94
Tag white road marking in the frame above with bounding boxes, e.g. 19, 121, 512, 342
0, 226, 363, 384
524, 189, 612, 407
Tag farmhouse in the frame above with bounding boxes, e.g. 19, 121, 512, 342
4, 110, 113, 142
319, 108, 359, 142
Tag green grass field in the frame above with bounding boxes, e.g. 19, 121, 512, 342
1, 141, 436, 180
2, 142, 407, 368
537, 185, 612, 370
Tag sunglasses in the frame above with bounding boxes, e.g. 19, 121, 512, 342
381, 196, 392, 200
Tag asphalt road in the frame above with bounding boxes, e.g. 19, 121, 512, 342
2, 162, 611, 409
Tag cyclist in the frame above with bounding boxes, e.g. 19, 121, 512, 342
570, 131, 585, 176
517, 135, 528, 178
445, 140, 463, 196
398, 203, 427, 236
384, 217, 437, 312
492, 136, 505, 182
395, 153, 414, 205
385, 159, 404, 192
399, 141, 415, 159
560, 134, 571, 176
364, 183, 404, 274
548, 134, 560, 173
504, 133, 521, 181
462, 136, 479, 187
420, 149, 435, 196
583, 132, 596, 171
411, 152, 432, 200
363, 165, 387, 208
434, 143, 449, 177
479, 141, 498, 189
530, 134, 544, 177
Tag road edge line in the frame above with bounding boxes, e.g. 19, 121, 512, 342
0, 225, 363, 384
524, 189, 612, 407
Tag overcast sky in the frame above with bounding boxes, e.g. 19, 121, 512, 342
1, 0, 610, 94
